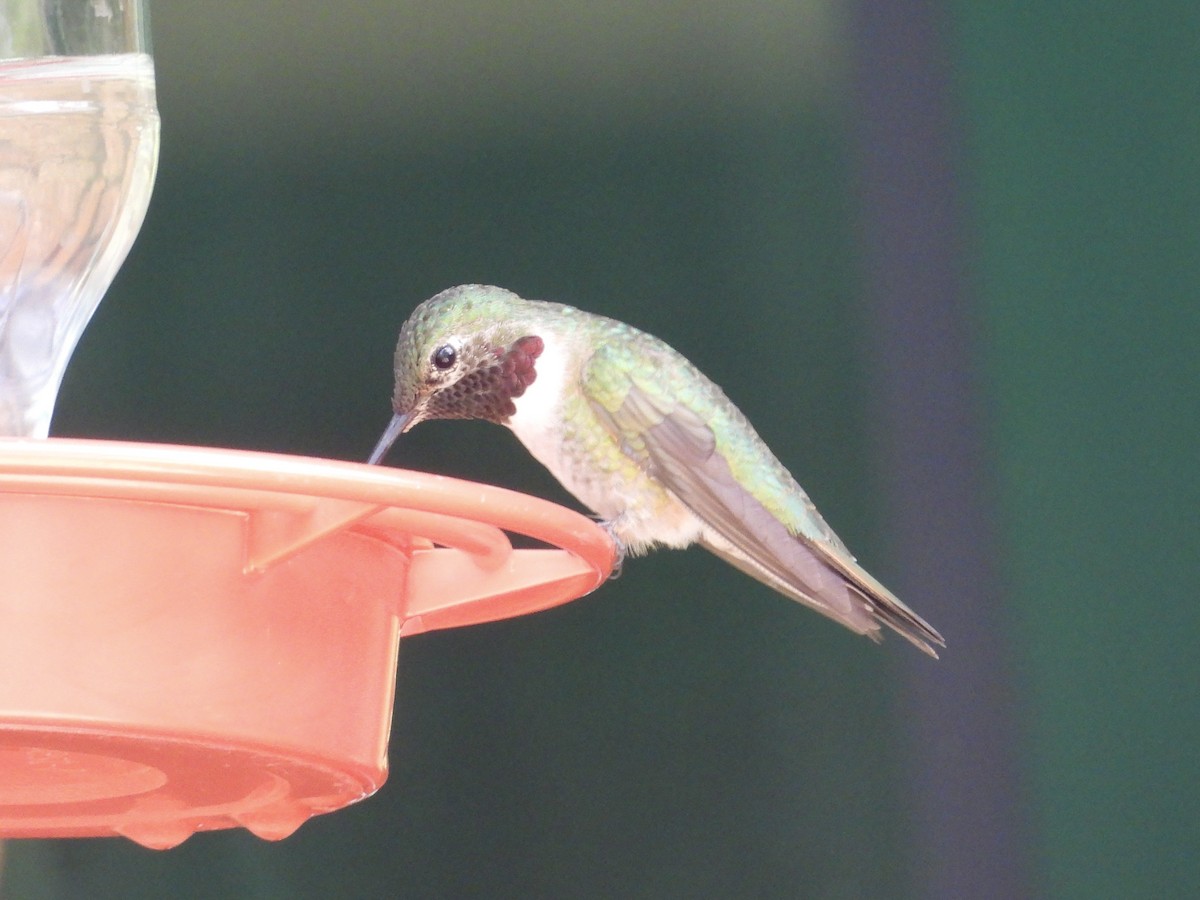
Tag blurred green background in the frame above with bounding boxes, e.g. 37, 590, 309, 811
3, 1, 1197, 897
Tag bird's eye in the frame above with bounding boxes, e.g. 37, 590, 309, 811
432, 345, 457, 370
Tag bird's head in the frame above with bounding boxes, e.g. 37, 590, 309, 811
369, 285, 544, 463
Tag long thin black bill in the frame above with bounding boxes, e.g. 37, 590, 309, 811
368, 412, 411, 464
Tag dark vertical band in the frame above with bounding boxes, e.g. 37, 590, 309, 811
850, 3, 1035, 896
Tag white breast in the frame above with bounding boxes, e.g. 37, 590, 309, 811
505, 331, 704, 553
506, 331, 573, 473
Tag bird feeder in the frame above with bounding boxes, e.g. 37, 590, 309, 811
0, 1, 618, 850
0, 439, 614, 848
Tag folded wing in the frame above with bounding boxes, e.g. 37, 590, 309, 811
585, 348, 944, 656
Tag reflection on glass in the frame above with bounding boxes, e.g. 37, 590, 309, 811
0, 1, 159, 436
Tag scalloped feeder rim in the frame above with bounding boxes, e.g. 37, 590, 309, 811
0, 438, 615, 848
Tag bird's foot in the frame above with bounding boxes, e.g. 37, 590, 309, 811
594, 516, 628, 580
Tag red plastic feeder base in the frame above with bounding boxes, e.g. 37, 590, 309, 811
0, 439, 615, 848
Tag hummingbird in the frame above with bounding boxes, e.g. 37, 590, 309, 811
370, 285, 944, 656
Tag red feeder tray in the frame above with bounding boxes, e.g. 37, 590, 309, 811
0, 439, 615, 848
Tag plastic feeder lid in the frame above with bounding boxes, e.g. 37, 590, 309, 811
0, 439, 615, 848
